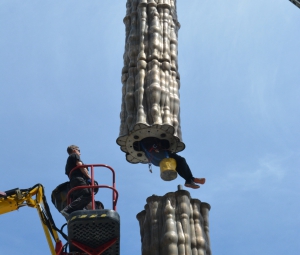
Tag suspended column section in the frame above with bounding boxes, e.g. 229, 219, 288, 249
136, 188, 212, 255
117, 0, 185, 163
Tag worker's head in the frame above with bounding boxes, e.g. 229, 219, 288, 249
67, 145, 80, 155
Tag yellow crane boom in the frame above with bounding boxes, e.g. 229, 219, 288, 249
0, 184, 64, 255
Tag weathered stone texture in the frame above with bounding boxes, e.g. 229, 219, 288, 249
117, 0, 185, 164
137, 190, 212, 255
120, 0, 181, 136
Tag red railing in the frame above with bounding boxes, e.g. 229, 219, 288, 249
67, 164, 118, 211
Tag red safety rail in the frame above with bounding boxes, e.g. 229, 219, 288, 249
67, 164, 118, 211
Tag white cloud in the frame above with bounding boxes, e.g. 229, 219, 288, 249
212, 152, 295, 193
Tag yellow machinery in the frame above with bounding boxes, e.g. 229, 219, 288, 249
0, 164, 120, 255
0, 184, 65, 255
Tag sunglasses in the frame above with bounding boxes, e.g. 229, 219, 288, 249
76, 149, 81, 152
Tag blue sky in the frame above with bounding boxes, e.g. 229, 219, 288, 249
0, 0, 299, 254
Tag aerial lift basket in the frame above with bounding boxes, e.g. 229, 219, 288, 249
66, 164, 120, 255
68, 209, 120, 255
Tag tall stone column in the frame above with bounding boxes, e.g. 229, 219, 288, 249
117, 0, 185, 164
136, 188, 212, 255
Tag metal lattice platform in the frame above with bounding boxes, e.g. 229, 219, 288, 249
68, 210, 120, 255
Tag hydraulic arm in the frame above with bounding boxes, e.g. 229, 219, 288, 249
0, 184, 64, 255
0, 164, 120, 255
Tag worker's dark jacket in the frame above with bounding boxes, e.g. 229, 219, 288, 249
65, 153, 87, 180
139, 137, 170, 166
65, 153, 90, 198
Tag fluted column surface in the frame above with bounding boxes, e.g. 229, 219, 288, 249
117, 0, 185, 163
120, 0, 181, 136
137, 190, 212, 255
